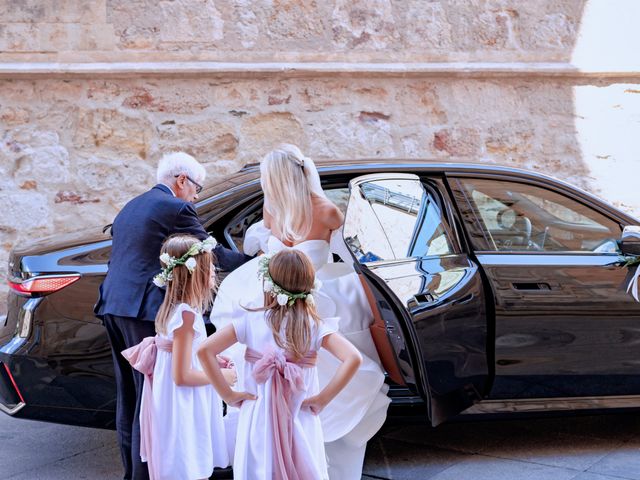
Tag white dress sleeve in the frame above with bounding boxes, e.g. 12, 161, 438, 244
166, 303, 206, 339
314, 316, 339, 350
243, 220, 272, 256
231, 312, 248, 345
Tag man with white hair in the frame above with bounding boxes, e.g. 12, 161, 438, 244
95, 152, 249, 480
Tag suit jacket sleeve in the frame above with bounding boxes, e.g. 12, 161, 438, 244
175, 203, 208, 240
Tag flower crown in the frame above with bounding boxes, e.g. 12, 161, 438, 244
153, 236, 217, 287
257, 254, 320, 307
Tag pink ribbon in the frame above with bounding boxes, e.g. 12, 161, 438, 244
122, 337, 233, 480
245, 347, 319, 480
122, 336, 173, 480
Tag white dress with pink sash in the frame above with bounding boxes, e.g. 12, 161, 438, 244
212, 222, 391, 479
231, 308, 335, 480
126, 303, 228, 480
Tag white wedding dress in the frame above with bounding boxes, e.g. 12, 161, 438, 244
211, 222, 390, 480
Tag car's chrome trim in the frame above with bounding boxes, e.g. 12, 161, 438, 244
17, 298, 42, 339
475, 253, 619, 267
0, 401, 25, 415
464, 395, 640, 414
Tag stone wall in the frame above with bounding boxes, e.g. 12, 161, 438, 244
1, 0, 585, 62
1, 0, 639, 314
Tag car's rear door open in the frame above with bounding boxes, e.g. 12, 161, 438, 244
343, 172, 490, 426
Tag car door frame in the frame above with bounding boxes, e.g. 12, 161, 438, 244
343, 172, 492, 425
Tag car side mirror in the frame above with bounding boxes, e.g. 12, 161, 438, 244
620, 226, 640, 256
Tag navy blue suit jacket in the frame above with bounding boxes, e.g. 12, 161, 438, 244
95, 184, 249, 321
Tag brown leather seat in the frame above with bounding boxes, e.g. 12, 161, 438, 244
358, 275, 406, 386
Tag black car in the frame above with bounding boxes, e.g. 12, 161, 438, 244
3, 160, 640, 429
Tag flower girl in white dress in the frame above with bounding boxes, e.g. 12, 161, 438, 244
122, 235, 234, 480
198, 249, 362, 480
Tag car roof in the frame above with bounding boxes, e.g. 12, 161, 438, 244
212, 158, 567, 193
202, 158, 638, 225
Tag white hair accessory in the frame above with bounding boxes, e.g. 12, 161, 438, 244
153, 236, 217, 287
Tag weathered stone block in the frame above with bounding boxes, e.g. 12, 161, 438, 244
399, 1, 453, 50
0, 23, 41, 52
331, 0, 398, 49
262, 0, 325, 43
14, 145, 71, 187
73, 109, 153, 158
86, 81, 123, 102
433, 127, 482, 157
121, 85, 210, 114
0, 192, 50, 233
240, 112, 306, 162
485, 120, 536, 156
156, 119, 239, 161
308, 111, 394, 158
0, 106, 30, 125
76, 155, 154, 193
158, 0, 224, 43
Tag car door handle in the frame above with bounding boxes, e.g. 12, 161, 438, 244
511, 282, 551, 291
412, 292, 436, 303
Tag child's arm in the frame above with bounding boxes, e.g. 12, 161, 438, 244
302, 332, 362, 415
172, 311, 211, 386
197, 324, 257, 407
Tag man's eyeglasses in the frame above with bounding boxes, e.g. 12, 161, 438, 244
175, 174, 203, 194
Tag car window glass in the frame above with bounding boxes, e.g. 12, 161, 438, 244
344, 177, 454, 262
459, 178, 621, 253
225, 187, 349, 252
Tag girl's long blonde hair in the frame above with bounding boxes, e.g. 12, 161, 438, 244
260, 144, 320, 244
155, 235, 216, 335
250, 250, 321, 359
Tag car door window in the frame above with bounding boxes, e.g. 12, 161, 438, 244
344, 176, 455, 263
457, 178, 621, 253
224, 187, 350, 252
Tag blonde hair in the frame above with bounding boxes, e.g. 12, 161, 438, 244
260, 144, 315, 244
155, 235, 216, 335
250, 250, 321, 359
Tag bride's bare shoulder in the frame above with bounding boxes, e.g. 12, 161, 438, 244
312, 196, 344, 230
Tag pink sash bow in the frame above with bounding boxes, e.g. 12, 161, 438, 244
245, 347, 319, 480
121, 336, 173, 480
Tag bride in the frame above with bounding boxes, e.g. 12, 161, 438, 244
212, 144, 390, 479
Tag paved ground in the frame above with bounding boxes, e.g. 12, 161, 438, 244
2, 412, 640, 479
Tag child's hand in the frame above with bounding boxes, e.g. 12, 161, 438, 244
221, 367, 237, 386
224, 390, 256, 408
216, 354, 234, 369
302, 394, 327, 415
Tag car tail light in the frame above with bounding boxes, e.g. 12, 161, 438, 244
8, 274, 81, 297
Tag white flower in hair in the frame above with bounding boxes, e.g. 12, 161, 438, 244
276, 293, 289, 306
153, 275, 166, 287
185, 257, 197, 273
263, 279, 274, 293
201, 236, 217, 253
305, 294, 315, 307
159, 253, 172, 265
